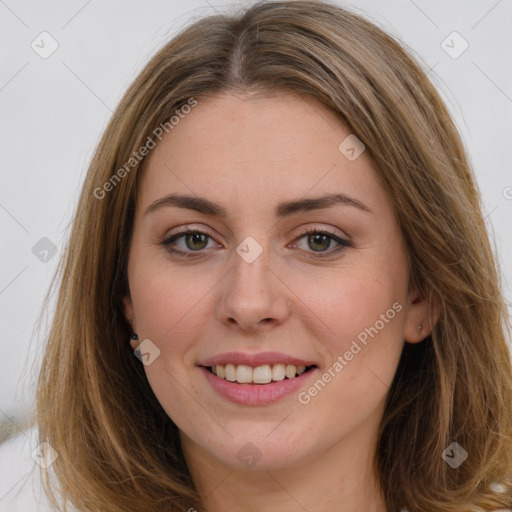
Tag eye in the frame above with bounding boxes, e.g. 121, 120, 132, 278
291, 227, 351, 258
161, 227, 218, 258
160, 226, 352, 259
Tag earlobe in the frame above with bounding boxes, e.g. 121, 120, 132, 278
129, 332, 140, 350
122, 295, 135, 325
404, 284, 440, 344
122, 295, 139, 349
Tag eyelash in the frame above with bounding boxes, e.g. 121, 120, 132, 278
160, 226, 352, 259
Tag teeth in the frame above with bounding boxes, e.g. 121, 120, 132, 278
253, 365, 272, 384
236, 364, 253, 383
216, 365, 225, 379
285, 364, 296, 379
225, 364, 236, 382
209, 363, 312, 384
271, 363, 286, 381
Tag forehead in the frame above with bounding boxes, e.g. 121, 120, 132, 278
148, 91, 350, 163
137, 91, 390, 219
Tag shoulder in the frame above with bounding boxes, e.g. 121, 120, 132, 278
0, 426, 62, 511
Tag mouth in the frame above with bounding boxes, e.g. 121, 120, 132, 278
202, 363, 318, 385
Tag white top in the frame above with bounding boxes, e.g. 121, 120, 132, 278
0, 427, 510, 511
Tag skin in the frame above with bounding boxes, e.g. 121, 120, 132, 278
123, 91, 437, 512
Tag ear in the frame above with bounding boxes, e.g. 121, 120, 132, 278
122, 295, 139, 350
404, 283, 440, 344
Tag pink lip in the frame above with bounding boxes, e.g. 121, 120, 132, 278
200, 366, 318, 405
199, 351, 316, 367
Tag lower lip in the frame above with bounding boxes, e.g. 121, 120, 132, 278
199, 366, 318, 405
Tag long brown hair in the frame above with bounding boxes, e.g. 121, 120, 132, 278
35, 1, 512, 510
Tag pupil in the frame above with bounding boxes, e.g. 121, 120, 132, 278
309, 234, 329, 251
187, 233, 207, 250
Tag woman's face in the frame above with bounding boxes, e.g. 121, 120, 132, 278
123, 91, 429, 472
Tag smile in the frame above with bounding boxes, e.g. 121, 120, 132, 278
199, 365, 318, 405
207, 363, 316, 384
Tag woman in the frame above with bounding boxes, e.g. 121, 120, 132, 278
34, 1, 512, 511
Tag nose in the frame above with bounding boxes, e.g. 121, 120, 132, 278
216, 245, 291, 331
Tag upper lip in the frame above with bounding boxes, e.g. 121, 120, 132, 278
199, 351, 317, 368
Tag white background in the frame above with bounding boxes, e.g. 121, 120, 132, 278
1, 0, 511, 426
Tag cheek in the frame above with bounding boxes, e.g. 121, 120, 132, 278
128, 260, 214, 425
298, 265, 405, 340
123, 239, 213, 426
294, 275, 405, 439
128, 255, 219, 359
300, 266, 407, 391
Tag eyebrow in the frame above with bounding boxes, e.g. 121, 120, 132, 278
144, 192, 372, 217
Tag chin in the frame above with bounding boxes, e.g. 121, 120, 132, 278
210, 429, 316, 471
